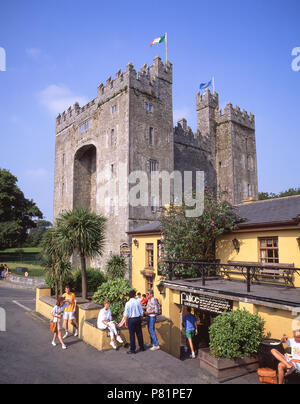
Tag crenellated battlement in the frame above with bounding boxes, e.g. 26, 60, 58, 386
196, 89, 219, 110
56, 56, 173, 133
215, 101, 255, 130
174, 118, 213, 153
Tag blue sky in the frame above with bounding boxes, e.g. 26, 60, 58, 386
0, 0, 299, 222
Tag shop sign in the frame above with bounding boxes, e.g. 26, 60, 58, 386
120, 243, 131, 257
181, 291, 232, 314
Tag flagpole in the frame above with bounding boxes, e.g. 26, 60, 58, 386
165, 32, 168, 64
212, 76, 215, 94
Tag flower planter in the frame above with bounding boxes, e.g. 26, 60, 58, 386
199, 347, 259, 381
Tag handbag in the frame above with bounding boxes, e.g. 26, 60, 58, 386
50, 320, 58, 333
257, 368, 278, 384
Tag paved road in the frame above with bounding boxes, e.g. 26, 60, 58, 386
0, 286, 216, 384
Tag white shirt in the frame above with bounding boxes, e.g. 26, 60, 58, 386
287, 338, 300, 360
97, 308, 112, 330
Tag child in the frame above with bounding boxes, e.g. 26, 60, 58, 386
183, 307, 198, 359
51, 297, 68, 350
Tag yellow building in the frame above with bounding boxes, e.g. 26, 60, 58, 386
129, 196, 300, 360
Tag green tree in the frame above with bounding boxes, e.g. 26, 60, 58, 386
161, 191, 243, 277
25, 220, 52, 247
105, 254, 127, 280
93, 278, 133, 320
0, 169, 43, 249
56, 208, 107, 299
41, 228, 72, 298
259, 188, 300, 200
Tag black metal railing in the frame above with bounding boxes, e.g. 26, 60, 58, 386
164, 260, 300, 292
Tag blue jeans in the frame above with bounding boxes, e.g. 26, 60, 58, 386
147, 316, 159, 347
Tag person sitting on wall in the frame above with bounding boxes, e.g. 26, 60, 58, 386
183, 307, 198, 359
4, 264, 10, 278
271, 330, 300, 384
97, 300, 124, 350
0, 264, 4, 279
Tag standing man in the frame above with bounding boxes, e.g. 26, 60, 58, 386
124, 290, 145, 354
62, 285, 78, 339
145, 290, 160, 351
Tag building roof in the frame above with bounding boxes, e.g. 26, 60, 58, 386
236, 195, 300, 228
128, 196, 300, 235
128, 221, 162, 235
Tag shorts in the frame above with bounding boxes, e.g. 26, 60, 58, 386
186, 330, 195, 339
63, 312, 75, 321
286, 355, 300, 373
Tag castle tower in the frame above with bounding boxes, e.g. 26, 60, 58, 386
53, 56, 173, 267
176, 88, 258, 205
214, 102, 258, 205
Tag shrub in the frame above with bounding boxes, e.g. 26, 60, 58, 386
93, 278, 133, 321
71, 268, 107, 293
105, 254, 127, 280
209, 309, 265, 359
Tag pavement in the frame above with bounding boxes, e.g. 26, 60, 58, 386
0, 285, 259, 384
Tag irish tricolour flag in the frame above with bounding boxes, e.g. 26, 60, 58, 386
150, 34, 166, 47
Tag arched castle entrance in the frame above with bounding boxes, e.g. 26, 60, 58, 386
73, 144, 97, 211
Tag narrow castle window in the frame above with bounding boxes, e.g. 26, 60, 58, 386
149, 127, 154, 146
111, 129, 117, 147
111, 105, 117, 114
149, 104, 153, 112
111, 164, 114, 178
247, 184, 251, 198
149, 159, 158, 173
145, 102, 148, 111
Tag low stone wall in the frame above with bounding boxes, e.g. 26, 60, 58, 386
36, 287, 172, 353
82, 316, 171, 352
6, 274, 45, 288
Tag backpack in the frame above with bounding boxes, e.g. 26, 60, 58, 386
155, 298, 162, 316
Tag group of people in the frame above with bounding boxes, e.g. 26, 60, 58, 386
0, 264, 10, 279
51, 286, 161, 355
97, 289, 161, 354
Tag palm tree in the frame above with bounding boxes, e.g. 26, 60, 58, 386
41, 228, 72, 298
56, 208, 107, 299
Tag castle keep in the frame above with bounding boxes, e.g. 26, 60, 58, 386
54, 56, 258, 266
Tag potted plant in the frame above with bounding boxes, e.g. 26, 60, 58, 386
199, 309, 265, 381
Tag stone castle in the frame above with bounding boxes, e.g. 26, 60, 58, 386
53, 56, 258, 266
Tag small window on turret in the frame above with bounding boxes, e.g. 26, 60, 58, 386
111, 105, 117, 114
149, 104, 153, 113
145, 102, 148, 111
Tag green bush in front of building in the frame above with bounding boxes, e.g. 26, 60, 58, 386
93, 278, 133, 321
209, 309, 265, 359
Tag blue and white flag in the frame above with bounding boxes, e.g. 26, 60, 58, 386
200, 77, 215, 93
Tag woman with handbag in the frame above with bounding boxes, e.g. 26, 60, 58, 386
50, 297, 68, 350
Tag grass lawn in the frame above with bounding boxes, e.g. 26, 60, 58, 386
0, 247, 42, 253
0, 262, 45, 278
